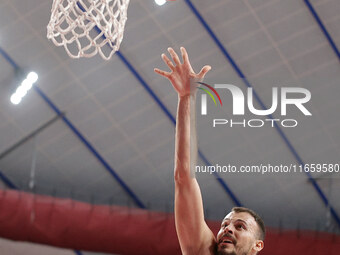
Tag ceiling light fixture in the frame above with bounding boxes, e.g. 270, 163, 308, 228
155, 0, 166, 6
10, 71, 38, 105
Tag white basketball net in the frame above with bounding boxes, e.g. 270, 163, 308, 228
47, 0, 130, 60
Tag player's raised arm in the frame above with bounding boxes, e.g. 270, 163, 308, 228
155, 47, 215, 254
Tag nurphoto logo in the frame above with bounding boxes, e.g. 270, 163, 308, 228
197, 83, 312, 128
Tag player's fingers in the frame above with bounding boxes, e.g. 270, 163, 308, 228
168, 47, 181, 66
162, 54, 175, 71
198, 65, 212, 78
154, 68, 171, 78
180, 47, 189, 65
180, 47, 195, 73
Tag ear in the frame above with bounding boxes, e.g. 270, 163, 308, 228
253, 240, 264, 252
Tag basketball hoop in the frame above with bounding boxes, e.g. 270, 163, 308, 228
47, 0, 130, 60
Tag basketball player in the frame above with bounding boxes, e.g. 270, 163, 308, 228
154, 47, 265, 255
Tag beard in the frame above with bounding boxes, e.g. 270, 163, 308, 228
217, 251, 248, 255
217, 250, 237, 255
217, 245, 249, 255
217, 244, 237, 255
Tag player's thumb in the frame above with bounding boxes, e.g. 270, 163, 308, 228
198, 65, 211, 79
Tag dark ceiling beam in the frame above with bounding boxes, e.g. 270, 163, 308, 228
304, 0, 340, 61
0, 113, 64, 161
0, 170, 17, 189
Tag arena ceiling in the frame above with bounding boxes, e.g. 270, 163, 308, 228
0, 0, 339, 236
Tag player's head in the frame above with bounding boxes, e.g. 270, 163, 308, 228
216, 207, 265, 255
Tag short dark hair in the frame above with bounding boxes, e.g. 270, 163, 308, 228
231, 207, 266, 240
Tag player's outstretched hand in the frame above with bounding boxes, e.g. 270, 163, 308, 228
154, 47, 211, 98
